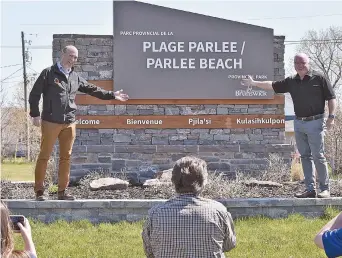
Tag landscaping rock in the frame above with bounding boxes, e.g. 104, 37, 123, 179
244, 180, 283, 188
89, 178, 129, 191
155, 168, 172, 181
142, 179, 172, 188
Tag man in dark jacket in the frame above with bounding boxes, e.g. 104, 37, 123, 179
29, 45, 129, 201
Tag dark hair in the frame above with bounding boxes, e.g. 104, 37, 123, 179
171, 156, 208, 195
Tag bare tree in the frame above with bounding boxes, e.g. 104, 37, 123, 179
296, 26, 342, 90
325, 105, 342, 175
1, 77, 41, 161
0, 84, 12, 137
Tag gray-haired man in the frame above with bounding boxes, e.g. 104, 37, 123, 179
241, 53, 336, 198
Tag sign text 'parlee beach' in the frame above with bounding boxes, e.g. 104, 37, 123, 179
137, 41, 245, 70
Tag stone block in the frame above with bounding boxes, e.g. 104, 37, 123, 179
98, 156, 112, 163
115, 145, 156, 154
152, 137, 169, 145
114, 134, 132, 143
82, 164, 111, 172
72, 145, 87, 153
156, 145, 197, 153
87, 145, 114, 153
112, 160, 126, 171
209, 129, 223, 135
214, 135, 230, 141
207, 162, 230, 171
198, 145, 239, 152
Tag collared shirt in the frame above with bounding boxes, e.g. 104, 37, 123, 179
142, 194, 236, 258
57, 61, 71, 79
271, 69, 336, 117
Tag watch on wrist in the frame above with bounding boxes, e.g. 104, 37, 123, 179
328, 114, 335, 119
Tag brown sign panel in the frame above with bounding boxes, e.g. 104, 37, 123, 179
76, 81, 285, 105
75, 115, 285, 129
113, 1, 275, 99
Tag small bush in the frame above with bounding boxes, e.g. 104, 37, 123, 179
291, 161, 304, 181
2, 157, 28, 164
257, 154, 291, 183
48, 184, 58, 194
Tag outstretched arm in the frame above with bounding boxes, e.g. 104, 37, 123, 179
241, 75, 274, 90
78, 77, 129, 101
241, 75, 290, 93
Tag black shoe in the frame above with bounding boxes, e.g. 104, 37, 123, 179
35, 190, 47, 201
294, 190, 316, 198
57, 190, 75, 200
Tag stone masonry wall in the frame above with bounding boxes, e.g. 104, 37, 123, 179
5, 198, 342, 223
52, 34, 292, 183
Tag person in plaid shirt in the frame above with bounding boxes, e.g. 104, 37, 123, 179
142, 156, 236, 258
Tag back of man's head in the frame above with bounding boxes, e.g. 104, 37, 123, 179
171, 156, 208, 195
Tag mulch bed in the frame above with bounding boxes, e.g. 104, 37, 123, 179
2, 179, 339, 200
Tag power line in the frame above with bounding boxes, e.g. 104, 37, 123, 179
0, 39, 341, 49
285, 41, 342, 46
0, 64, 22, 69
1, 81, 23, 84
0, 74, 24, 81
27, 66, 38, 74
246, 13, 342, 21
285, 39, 342, 43
0, 67, 23, 83
0, 45, 51, 49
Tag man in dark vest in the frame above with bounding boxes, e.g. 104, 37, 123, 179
241, 53, 336, 198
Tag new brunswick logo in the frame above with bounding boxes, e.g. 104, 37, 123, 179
235, 85, 267, 97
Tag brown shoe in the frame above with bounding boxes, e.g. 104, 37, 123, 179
35, 190, 47, 201
317, 190, 330, 198
294, 190, 316, 198
57, 190, 75, 200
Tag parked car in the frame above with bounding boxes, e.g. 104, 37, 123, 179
15, 150, 26, 158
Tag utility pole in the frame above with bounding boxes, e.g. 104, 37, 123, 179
21, 31, 30, 161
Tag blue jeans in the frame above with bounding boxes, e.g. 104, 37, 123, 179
294, 117, 329, 192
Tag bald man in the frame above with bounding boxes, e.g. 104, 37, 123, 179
29, 45, 129, 201
241, 53, 336, 198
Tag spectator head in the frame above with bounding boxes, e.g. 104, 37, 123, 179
1, 201, 31, 258
171, 156, 208, 195
1, 201, 14, 257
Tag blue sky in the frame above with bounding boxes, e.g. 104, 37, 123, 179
1, 0, 342, 114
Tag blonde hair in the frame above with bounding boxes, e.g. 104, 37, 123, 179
1, 201, 30, 258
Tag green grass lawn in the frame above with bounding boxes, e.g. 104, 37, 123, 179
1, 162, 35, 181
13, 212, 337, 258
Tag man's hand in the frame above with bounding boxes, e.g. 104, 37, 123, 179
114, 89, 129, 101
241, 75, 254, 87
326, 118, 334, 130
32, 117, 41, 127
